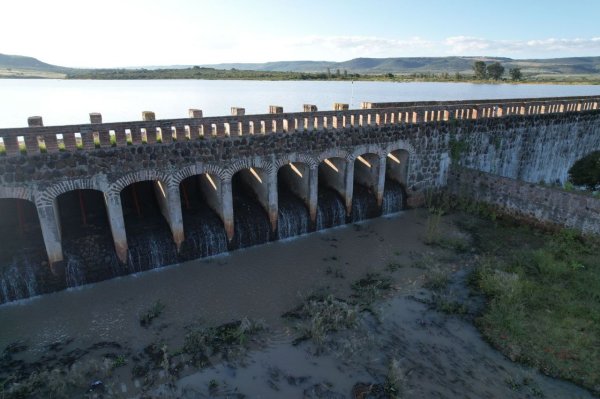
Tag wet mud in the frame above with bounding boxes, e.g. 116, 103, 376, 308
0, 210, 595, 398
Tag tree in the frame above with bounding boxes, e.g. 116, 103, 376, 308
568, 151, 600, 190
486, 62, 505, 80
473, 61, 487, 79
509, 67, 522, 81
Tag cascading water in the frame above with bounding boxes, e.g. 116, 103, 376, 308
316, 187, 346, 230
64, 251, 86, 288
231, 182, 270, 249
351, 184, 379, 222
126, 229, 178, 273
61, 226, 122, 285
180, 206, 228, 261
382, 179, 405, 215
121, 182, 179, 272
277, 187, 310, 239
0, 256, 38, 303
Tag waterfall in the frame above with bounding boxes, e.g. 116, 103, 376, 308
64, 252, 86, 288
351, 184, 379, 222
231, 195, 271, 249
126, 230, 178, 273
316, 188, 346, 230
0, 255, 38, 303
61, 227, 122, 284
382, 179, 405, 215
180, 206, 228, 261
277, 188, 310, 239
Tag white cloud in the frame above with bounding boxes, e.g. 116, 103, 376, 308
257, 35, 600, 61
443, 36, 600, 56
283, 36, 435, 59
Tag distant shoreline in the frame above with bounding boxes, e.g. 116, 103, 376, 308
1, 72, 599, 86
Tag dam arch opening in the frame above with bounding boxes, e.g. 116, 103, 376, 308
119, 180, 178, 272
231, 168, 271, 249
277, 162, 310, 239
352, 153, 380, 222
317, 157, 347, 230
0, 198, 47, 303
56, 189, 119, 286
178, 174, 228, 260
383, 149, 410, 214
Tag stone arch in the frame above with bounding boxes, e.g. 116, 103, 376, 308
171, 163, 228, 186
109, 169, 174, 195
224, 158, 275, 180
381, 140, 417, 158
0, 186, 35, 203
351, 144, 385, 161
383, 140, 416, 189
317, 148, 352, 163
36, 179, 104, 208
273, 153, 319, 170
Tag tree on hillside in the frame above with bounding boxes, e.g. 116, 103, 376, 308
473, 61, 487, 79
568, 151, 600, 190
487, 62, 505, 80
509, 67, 522, 81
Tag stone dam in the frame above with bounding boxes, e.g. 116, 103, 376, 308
0, 95, 599, 302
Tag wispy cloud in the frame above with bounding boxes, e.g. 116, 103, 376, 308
276, 35, 600, 59
443, 36, 600, 56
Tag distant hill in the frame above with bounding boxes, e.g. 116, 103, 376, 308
2, 53, 600, 79
202, 56, 600, 75
0, 53, 69, 78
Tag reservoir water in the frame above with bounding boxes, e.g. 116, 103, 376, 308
0, 79, 599, 128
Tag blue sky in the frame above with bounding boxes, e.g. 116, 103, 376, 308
2, 0, 599, 67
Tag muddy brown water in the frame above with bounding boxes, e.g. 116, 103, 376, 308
0, 210, 594, 398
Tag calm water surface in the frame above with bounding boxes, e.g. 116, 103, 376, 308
0, 79, 599, 128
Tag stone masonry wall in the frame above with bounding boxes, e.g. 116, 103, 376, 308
456, 113, 600, 185
447, 167, 600, 235
2, 111, 600, 209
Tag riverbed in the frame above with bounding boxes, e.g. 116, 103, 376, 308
0, 210, 594, 398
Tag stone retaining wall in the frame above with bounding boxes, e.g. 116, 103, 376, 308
447, 167, 600, 235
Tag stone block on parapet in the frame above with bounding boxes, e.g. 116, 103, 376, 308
142, 111, 156, 121
303, 104, 318, 112
89, 113, 102, 124
188, 109, 203, 118
269, 106, 283, 114
231, 107, 245, 116
333, 103, 349, 111
28, 116, 43, 127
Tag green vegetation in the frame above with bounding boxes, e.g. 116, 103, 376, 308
282, 294, 359, 351
182, 318, 263, 367
472, 61, 507, 81
66, 67, 362, 81
3, 53, 600, 83
139, 300, 165, 327
449, 138, 469, 163
568, 151, 600, 190
472, 61, 488, 79
486, 62, 505, 80
350, 273, 393, 304
383, 359, 407, 398
509, 67, 523, 81
470, 223, 600, 394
